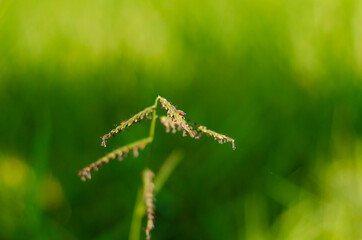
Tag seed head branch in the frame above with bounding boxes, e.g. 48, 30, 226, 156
143, 169, 155, 240
159, 116, 235, 150
197, 125, 236, 150
158, 97, 198, 138
78, 137, 152, 181
101, 105, 156, 147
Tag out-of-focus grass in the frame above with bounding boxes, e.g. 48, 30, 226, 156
0, 0, 362, 239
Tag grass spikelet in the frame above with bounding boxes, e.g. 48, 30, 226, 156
159, 116, 182, 133
78, 137, 152, 181
142, 169, 155, 240
101, 105, 156, 147
158, 97, 197, 138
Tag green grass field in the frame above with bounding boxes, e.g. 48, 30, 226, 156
0, 0, 361, 239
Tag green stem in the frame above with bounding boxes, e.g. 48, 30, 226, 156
148, 96, 160, 141
130, 96, 160, 240
129, 189, 144, 240
146, 96, 160, 168
130, 96, 174, 240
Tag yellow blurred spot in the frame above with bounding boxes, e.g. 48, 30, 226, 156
36, 175, 64, 211
0, 156, 27, 188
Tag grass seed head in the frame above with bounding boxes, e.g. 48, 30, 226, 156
143, 169, 155, 240
79, 95, 235, 239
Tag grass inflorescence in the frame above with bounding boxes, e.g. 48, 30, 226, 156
78, 96, 235, 240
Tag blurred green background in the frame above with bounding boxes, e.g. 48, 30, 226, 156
1, 0, 362, 239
